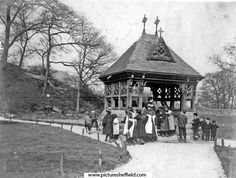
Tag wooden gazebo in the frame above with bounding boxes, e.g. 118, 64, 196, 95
99, 18, 203, 112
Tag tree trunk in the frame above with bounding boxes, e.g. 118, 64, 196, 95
18, 50, 24, 68
0, 61, 8, 113
18, 41, 27, 68
43, 52, 50, 94
76, 80, 81, 114
0, 5, 11, 113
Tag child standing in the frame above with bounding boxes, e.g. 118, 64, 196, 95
90, 110, 99, 131
167, 110, 175, 135
211, 120, 219, 141
205, 117, 211, 141
84, 111, 91, 134
200, 117, 206, 140
192, 113, 200, 140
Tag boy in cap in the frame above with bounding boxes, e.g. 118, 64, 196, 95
205, 117, 211, 141
200, 116, 206, 141
192, 113, 200, 140
211, 120, 219, 141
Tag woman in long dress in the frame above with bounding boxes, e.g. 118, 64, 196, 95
122, 110, 129, 136
133, 109, 144, 144
140, 108, 148, 141
145, 109, 157, 142
128, 111, 136, 144
102, 108, 114, 142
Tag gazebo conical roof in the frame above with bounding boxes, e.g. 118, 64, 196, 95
100, 33, 203, 81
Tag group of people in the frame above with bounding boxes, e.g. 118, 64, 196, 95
191, 113, 219, 141
84, 110, 99, 134
84, 97, 219, 144
101, 96, 189, 144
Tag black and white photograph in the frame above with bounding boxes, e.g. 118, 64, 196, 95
0, 0, 236, 177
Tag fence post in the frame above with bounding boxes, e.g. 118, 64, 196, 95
214, 138, 217, 148
98, 146, 102, 171
70, 125, 73, 132
97, 132, 100, 141
82, 128, 85, 135
221, 139, 225, 148
227, 145, 232, 178
60, 153, 65, 177
61, 123, 63, 128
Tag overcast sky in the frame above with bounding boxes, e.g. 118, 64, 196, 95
63, 0, 236, 75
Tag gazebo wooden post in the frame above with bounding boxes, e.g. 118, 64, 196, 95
138, 81, 143, 109
111, 83, 115, 108
104, 84, 108, 109
118, 82, 121, 110
192, 84, 197, 112
127, 80, 132, 107
181, 83, 186, 111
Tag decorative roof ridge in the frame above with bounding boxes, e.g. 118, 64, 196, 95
138, 33, 159, 43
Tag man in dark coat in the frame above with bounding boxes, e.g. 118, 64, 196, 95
177, 110, 188, 142
102, 107, 113, 142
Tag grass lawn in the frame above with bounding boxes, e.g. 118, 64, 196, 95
0, 121, 128, 178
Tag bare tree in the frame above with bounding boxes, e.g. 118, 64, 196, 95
32, 0, 83, 94
0, 0, 45, 67
0, 0, 43, 112
198, 52, 236, 109
52, 16, 115, 113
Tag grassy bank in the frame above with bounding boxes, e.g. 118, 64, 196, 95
214, 144, 236, 178
0, 121, 128, 178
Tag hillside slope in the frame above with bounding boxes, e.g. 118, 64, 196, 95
4, 64, 103, 114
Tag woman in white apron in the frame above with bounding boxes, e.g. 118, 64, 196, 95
122, 111, 129, 136
167, 110, 175, 135
145, 109, 157, 142
113, 114, 119, 140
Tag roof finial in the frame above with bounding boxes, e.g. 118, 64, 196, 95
142, 14, 147, 34
154, 16, 160, 36
158, 27, 164, 37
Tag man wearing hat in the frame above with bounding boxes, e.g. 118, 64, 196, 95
177, 110, 188, 142
102, 107, 113, 142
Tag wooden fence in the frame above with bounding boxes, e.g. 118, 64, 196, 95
214, 138, 236, 178
0, 116, 130, 175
